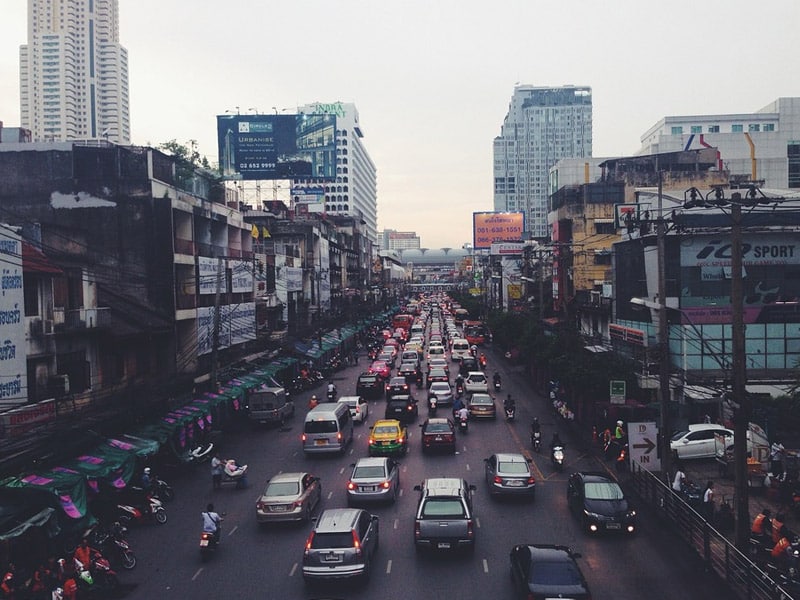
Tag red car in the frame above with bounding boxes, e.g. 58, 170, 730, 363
419, 418, 457, 454
369, 360, 391, 380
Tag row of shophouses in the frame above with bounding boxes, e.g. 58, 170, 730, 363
0, 142, 404, 468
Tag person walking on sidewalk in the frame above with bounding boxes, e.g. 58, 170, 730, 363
702, 480, 715, 522
211, 452, 223, 490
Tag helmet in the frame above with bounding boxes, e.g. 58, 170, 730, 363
143, 467, 151, 475
617, 420, 623, 426
311, 395, 317, 399
533, 417, 539, 423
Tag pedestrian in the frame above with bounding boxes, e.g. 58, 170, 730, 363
702, 480, 715, 522
770, 440, 785, 475
211, 452, 223, 490
672, 463, 687, 493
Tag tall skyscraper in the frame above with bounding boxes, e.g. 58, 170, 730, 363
295, 101, 378, 243
20, 0, 130, 143
493, 85, 592, 239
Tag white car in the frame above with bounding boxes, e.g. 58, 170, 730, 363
670, 423, 733, 459
338, 396, 369, 424
464, 371, 489, 394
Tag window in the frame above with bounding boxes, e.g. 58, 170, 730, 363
732, 124, 743, 132
749, 124, 760, 132
764, 123, 775, 132
670, 126, 683, 135
690, 126, 702, 134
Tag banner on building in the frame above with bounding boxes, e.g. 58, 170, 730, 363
0, 226, 27, 408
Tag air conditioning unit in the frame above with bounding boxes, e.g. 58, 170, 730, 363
49, 374, 70, 397
29, 318, 43, 335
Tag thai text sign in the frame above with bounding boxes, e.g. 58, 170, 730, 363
473, 212, 525, 249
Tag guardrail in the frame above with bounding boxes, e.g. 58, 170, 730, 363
629, 464, 797, 600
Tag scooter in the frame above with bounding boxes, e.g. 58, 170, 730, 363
428, 396, 437, 415
74, 553, 119, 593
200, 527, 221, 562
531, 431, 541, 453
493, 379, 501, 392
117, 493, 168, 525
152, 475, 175, 502
505, 406, 515, 421
458, 416, 469, 434
93, 521, 136, 570
326, 388, 337, 402
551, 446, 565, 472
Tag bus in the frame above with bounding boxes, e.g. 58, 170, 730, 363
463, 320, 487, 346
453, 308, 469, 326
392, 313, 414, 332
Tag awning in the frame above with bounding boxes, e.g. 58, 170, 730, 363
0, 467, 90, 520
0, 487, 60, 541
105, 434, 160, 458
22, 242, 63, 274
63, 444, 137, 491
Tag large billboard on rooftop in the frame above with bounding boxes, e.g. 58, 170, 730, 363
473, 211, 525, 249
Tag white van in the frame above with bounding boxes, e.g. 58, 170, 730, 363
427, 345, 446, 362
450, 339, 471, 362
303, 403, 354, 455
410, 323, 425, 338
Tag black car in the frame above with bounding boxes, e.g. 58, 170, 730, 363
385, 376, 411, 400
356, 372, 384, 400
398, 362, 424, 388
459, 356, 479, 377
566, 471, 636, 534
419, 418, 456, 454
426, 368, 450, 388
509, 544, 591, 599
385, 395, 418, 424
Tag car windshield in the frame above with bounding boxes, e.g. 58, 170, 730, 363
425, 423, 451, 433
310, 532, 354, 549
374, 425, 399, 435
529, 560, 582, 586
584, 481, 624, 500
305, 420, 338, 434
264, 481, 300, 496
431, 383, 450, 392
471, 396, 492, 405
354, 465, 386, 478
498, 461, 529, 474
421, 499, 466, 518
671, 430, 690, 441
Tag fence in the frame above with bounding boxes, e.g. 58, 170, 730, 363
629, 464, 797, 600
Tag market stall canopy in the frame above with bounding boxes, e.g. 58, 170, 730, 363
0, 487, 59, 541
104, 434, 160, 458
0, 466, 90, 520
62, 444, 137, 492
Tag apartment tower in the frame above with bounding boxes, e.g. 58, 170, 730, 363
20, 0, 130, 143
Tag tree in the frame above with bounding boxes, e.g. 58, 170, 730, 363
158, 139, 213, 187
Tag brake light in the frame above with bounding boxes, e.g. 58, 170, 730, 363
414, 521, 421, 539
304, 532, 315, 556
301, 433, 307, 442
337, 431, 343, 441
352, 530, 362, 557
493, 475, 503, 484
398, 436, 405, 444
467, 519, 474, 538
347, 481, 356, 490
381, 480, 391, 489
527, 477, 536, 485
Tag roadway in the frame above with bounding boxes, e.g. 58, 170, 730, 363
116, 346, 731, 599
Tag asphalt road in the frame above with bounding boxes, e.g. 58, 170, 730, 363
114, 346, 732, 600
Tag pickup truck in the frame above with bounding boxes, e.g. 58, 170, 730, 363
413, 478, 477, 553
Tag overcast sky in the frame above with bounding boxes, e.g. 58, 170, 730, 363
1, 0, 798, 248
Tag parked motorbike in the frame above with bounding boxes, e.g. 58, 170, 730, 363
93, 521, 136, 570
551, 445, 565, 471
200, 527, 221, 562
458, 416, 469, 434
74, 552, 120, 593
531, 430, 542, 453
116, 493, 168, 525
678, 481, 703, 510
189, 441, 215, 464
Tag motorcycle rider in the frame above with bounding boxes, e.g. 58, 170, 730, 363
457, 405, 469, 425
202, 503, 223, 546
493, 371, 501, 386
140, 467, 152, 491
308, 394, 319, 410
504, 394, 515, 415
771, 526, 794, 568
73, 538, 102, 573
326, 381, 337, 401
550, 432, 563, 450
752, 508, 773, 544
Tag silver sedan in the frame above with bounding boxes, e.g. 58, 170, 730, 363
484, 453, 536, 499
256, 472, 322, 523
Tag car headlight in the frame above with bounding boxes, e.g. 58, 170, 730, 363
627, 510, 637, 518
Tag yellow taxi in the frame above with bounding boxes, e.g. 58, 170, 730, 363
368, 419, 408, 456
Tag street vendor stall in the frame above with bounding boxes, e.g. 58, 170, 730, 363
715, 422, 770, 490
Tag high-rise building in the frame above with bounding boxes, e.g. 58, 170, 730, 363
493, 85, 592, 239
295, 102, 378, 243
638, 97, 800, 189
20, 0, 130, 143
379, 229, 421, 251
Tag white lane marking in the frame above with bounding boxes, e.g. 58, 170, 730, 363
191, 568, 203, 581
466, 463, 470, 471
327, 491, 333, 499
289, 563, 298, 577
482, 559, 489, 573
394, 519, 399, 530
340, 467, 346, 474
227, 525, 237, 536
386, 559, 392, 574
350, 447, 354, 455
399, 488, 404, 497
475, 518, 481, 528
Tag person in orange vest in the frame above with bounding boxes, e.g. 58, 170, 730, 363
308, 395, 319, 410
0, 563, 16, 599
771, 512, 786, 544
772, 526, 793, 567
751, 508, 772, 543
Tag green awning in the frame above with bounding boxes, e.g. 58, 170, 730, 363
105, 434, 160, 458
0, 467, 90, 520
64, 444, 137, 490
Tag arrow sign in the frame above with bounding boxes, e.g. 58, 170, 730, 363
633, 437, 656, 453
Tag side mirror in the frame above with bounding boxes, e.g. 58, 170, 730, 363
483, 458, 489, 463
413, 484, 422, 492
469, 484, 477, 491
349, 463, 356, 468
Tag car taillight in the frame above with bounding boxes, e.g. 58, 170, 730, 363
414, 521, 421, 538
347, 481, 356, 490
337, 431, 343, 441
355, 406, 361, 414
467, 519, 474, 538
493, 476, 503, 484
352, 530, 362, 557
381, 480, 391, 489
301, 433, 307, 442
398, 436, 405, 444
445, 434, 454, 442
527, 477, 536, 485
304, 532, 314, 556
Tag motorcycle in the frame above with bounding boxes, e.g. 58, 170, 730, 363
428, 396, 437, 415
152, 475, 175, 502
93, 521, 136, 570
493, 379, 501, 392
505, 405, 515, 421
200, 527, 221, 562
458, 416, 469, 434
551, 445, 565, 472
532, 430, 541, 453
455, 383, 464, 398
479, 355, 487, 370
74, 553, 119, 593
116, 493, 168, 525
326, 388, 337, 402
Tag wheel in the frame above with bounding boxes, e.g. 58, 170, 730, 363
121, 550, 137, 570
154, 508, 168, 524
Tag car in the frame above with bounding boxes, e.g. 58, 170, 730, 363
464, 371, 488, 394
302, 508, 379, 583
484, 453, 535, 498
377, 351, 396, 369
385, 376, 411, 399
413, 478, 477, 553
398, 362, 424, 388
368, 360, 391, 380
426, 368, 450, 388
459, 356, 479, 376
347, 457, 401, 505
385, 395, 418, 424
419, 418, 456, 454
356, 372, 384, 400
337, 396, 369, 424
468, 393, 496, 420
427, 357, 450, 374
509, 544, 591, 599
567, 471, 636, 534
670, 423, 734, 460
428, 381, 454, 406
256, 472, 322, 524
368, 419, 409, 456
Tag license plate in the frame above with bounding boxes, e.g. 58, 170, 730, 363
434, 436, 443, 441
362, 486, 376, 492
437, 542, 451, 549
506, 480, 524, 487
607, 522, 621, 529
272, 505, 288, 512
381, 441, 391, 446
315, 439, 328, 446
324, 552, 342, 563
200, 539, 209, 547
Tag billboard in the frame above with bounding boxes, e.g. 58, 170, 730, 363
0, 227, 26, 408
473, 212, 525, 249
217, 114, 336, 181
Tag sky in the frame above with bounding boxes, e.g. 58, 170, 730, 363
1, 0, 799, 249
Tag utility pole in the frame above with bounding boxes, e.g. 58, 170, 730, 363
657, 172, 671, 482
731, 196, 750, 550
210, 257, 224, 390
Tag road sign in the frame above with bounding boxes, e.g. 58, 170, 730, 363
609, 380, 626, 404
627, 421, 661, 472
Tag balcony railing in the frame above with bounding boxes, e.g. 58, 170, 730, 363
53, 307, 112, 332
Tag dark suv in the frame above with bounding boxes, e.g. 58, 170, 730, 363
398, 362, 423, 388
302, 508, 380, 583
356, 372, 383, 400
413, 478, 477, 553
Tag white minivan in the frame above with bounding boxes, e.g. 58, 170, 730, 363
450, 339, 471, 362
303, 403, 354, 455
